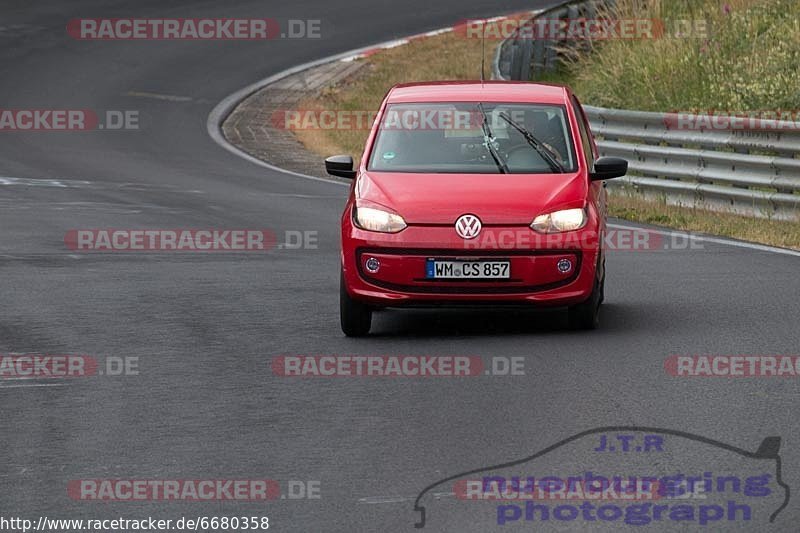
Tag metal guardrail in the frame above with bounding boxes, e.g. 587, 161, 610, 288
493, 3, 800, 220
493, 0, 604, 81
586, 106, 800, 219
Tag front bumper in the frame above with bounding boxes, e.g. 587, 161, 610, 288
342, 222, 600, 307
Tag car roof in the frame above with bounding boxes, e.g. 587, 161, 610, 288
385, 81, 571, 105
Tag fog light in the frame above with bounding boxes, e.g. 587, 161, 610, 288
365, 257, 380, 273
557, 258, 573, 273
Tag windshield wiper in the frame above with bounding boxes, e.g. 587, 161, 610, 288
498, 112, 566, 173
477, 103, 508, 174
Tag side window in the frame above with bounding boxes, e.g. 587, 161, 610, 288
571, 96, 595, 169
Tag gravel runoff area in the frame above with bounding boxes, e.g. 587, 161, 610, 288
222, 59, 365, 178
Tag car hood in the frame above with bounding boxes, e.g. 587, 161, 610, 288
356, 171, 588, 225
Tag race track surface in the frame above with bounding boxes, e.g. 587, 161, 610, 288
1, 1, 798, 531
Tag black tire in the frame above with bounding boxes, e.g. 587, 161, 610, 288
598, 262, 606, 305
340, 272, 372, 337
568, 276, 602, 330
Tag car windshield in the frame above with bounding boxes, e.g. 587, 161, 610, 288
367, 102, 577, 173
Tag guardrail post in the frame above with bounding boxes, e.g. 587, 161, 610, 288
508, 38, 522, 80
581, 2, 595, 53
543, 8, 563, 73
544, 40, 557, 73
518, 37, 533, 80
568, 5, 580, 25
531, 36, 545, 79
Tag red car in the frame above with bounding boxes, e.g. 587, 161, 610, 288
326, 81, 627, 336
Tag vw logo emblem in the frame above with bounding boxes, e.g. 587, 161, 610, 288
455, 214, 482, 239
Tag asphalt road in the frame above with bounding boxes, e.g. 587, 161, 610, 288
1, 1, 799, 532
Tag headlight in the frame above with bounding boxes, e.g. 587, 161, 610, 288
353, 205, 407, 233
531, 208, 587, 233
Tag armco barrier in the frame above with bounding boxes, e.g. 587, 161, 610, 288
493, 2, 800, 220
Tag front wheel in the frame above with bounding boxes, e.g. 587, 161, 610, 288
567, 275, 602, 330
340, 272, 372, 336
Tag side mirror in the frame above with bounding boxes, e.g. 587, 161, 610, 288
325, 155, 357, 179
590, 156, 628, 181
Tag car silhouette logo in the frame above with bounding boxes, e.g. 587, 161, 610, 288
455, 214, 482, 239
412, 426, 790, 528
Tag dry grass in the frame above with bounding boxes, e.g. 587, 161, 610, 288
609, 193, 800, 250
563, 0, 800, 112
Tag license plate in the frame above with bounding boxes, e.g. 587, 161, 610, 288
425, 259, 510, 279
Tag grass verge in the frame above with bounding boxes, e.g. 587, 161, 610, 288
609, 195, 800, 249
561, 0, 800, 112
